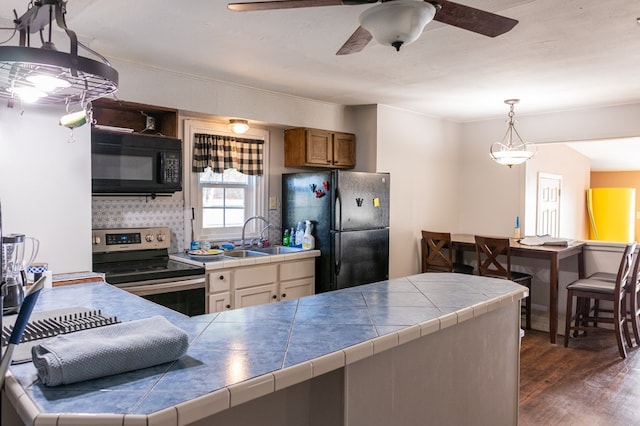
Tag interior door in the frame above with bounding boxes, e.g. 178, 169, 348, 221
536, 172, 562, 237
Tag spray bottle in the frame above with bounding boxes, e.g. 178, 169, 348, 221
302, 220, 315, 250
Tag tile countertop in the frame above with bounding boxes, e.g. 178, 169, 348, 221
170, 248, 320, 269
4, 273, 527, 426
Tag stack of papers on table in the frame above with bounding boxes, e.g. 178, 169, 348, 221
518, 236, 572, 246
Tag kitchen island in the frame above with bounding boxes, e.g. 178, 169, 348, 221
2, 273, 527, 426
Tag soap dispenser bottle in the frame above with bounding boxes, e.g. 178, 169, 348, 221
302, 220, 315, 250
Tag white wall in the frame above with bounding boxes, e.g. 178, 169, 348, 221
0, 106, 92, 274
524, 143, 591, 239
459, 102, 640, 237
0, 61, 360, 275
375, 105, 463, 278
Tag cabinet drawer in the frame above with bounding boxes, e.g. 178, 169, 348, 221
208, 270, 231, 293
280, 259, 315, 281
234, 264, 278, 289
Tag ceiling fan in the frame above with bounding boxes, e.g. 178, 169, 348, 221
227, 0, 518, 55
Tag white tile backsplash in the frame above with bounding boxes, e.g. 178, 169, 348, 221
92, 198, 184, 253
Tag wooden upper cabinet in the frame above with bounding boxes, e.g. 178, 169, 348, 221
285, 127, 355, 169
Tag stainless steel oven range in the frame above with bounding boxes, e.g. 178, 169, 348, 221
91, 227, 206, 316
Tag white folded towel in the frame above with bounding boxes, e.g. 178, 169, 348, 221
32, 315, 189, 386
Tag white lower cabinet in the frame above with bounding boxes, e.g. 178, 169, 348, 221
209, 292, 232, 313
235, 283, 279, 308
206, 257, 316, 313
280, 277, 314, 301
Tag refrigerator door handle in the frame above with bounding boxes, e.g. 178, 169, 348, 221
335, 231, 341, 276
336, 187, 342, 231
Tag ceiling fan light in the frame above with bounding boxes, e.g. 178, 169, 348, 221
229, 119, 249, 134
359, 0, 436, 50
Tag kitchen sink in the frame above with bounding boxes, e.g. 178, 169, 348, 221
223, 249, 269, 258
253, 246, 304, 254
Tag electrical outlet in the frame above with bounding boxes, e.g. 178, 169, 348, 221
269, 196, 277, 210
146, 116, 156, 130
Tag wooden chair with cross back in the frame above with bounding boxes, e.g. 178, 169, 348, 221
421, 231, 474, 274
475, 235, 532, 329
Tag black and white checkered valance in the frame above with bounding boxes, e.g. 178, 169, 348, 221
192, 133, 264, 176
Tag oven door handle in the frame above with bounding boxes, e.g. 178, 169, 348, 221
122, 277, 206, 296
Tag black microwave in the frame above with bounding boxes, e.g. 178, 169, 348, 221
91, 129, 183, 195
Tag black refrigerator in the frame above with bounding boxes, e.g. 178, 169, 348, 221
282, 170, 390, 293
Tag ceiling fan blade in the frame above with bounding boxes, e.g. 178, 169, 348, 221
431, 0, 518, 37
228, 0, 344, 12
336, 26, 372, 55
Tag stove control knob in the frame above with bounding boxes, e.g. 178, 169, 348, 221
92, 236, 101, 245
145, 233, 155, 242
157, 233, 166, 242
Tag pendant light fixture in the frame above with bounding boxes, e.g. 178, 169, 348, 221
0, 0, 118, 107
490, 99, 535, 167
229, 119, 249, 134
359, 0, 437, 51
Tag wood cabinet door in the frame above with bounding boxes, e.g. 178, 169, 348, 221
333, 132, 356, 168
305, 129, 333, 166
208, 292, 232, 313
235, 283, 278, 308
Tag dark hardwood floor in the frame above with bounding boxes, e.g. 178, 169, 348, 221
519, 329, 640, 425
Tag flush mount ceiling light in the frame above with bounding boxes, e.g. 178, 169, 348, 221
490, 99, 536, 168
0, 0, 118, 106
229, 119, 249, 134
358, 0, 437, 51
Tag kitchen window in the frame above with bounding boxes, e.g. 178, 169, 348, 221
184, 120, 268, 245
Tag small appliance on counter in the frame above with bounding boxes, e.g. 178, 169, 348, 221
2, 233, 39, 314
91, 227, 206, 316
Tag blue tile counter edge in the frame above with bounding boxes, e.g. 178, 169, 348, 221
4, 273, 527, 426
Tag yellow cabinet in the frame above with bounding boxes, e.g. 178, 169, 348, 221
285, 127, 355, 169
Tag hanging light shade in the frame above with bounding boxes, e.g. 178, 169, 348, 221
229, 119, 249, 134
359, 0, 437, 52
0, 0, 118, 106
490, 99, 535, 167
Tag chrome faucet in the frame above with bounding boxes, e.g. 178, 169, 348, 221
241, 216, 269, 248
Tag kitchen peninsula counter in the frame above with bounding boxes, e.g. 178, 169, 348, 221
3, 273, 527, 426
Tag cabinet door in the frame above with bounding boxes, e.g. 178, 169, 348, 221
305, 129, 333, 166
235, 283, 278, 308
333, 132, 355, 168
280, 278, 314, 301
208, 292, 232, 313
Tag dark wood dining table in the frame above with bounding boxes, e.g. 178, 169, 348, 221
451, 234, 586, 344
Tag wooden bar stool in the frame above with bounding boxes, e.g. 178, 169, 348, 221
586, 246, 640, 346
564, 243, 635, 359
474, 235, 532, 329
421, 231, 474, 274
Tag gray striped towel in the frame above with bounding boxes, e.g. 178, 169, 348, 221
32, 316, 189, 386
